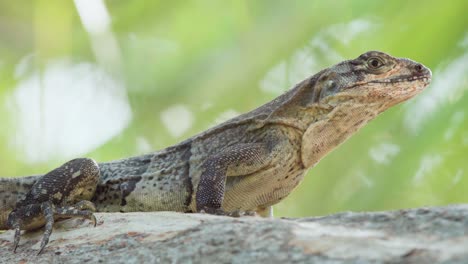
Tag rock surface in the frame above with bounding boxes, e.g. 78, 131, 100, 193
1, 205, 468, 263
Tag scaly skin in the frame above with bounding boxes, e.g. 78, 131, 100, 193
0, 51, 432, 254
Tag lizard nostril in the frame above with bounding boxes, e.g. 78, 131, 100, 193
414, 64, 423, 72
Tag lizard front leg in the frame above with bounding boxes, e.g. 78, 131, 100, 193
7, 158, 100, 254
196, 143, 273, 216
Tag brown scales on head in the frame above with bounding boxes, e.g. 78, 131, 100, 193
279, 50, 432, 167
325, 51, 431, 107
273, 51, 431, 119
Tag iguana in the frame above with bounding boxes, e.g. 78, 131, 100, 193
0, 51, 432, 254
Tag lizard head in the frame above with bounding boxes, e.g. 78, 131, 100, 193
296, 51, 431, 168
312, 50, 432, 109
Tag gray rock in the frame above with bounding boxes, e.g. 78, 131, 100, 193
1, 205, 468, 263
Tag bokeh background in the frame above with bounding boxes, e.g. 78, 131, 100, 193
0, 0, 467, 217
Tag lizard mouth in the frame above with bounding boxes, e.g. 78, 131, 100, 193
369, 74, 432, 85
341, 74, 431, 92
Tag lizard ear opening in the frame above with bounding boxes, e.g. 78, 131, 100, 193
267, 70, 340, 118
298, 71, 340, 107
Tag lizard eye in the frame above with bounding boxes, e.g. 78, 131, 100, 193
367, 57, 384, 69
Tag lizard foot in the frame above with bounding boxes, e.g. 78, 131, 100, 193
7, 200, 97, 255
6, 158, 100, 254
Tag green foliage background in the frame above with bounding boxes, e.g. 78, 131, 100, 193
0, 0, 467, 217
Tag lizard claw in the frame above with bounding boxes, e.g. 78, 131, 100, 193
8, 201, 98, 254
74, 200, 97, 212
37, 241, 47, 255
90, 213, 97, 227
13, 225, 20, 253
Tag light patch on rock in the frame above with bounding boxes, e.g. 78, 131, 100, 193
160, 104, 194, 138
368, 143, 400, 164
413, 154, 443, 185
294, 221, 384, 239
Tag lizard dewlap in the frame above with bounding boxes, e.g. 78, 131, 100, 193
0, 51, 431, 254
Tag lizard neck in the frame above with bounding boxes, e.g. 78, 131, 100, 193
261, 69, 336, 132
262, 72, 388, 168
263, 103, 335, 132
300, 101, 383, 168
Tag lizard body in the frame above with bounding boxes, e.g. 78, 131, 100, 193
0, 51, 432, 254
